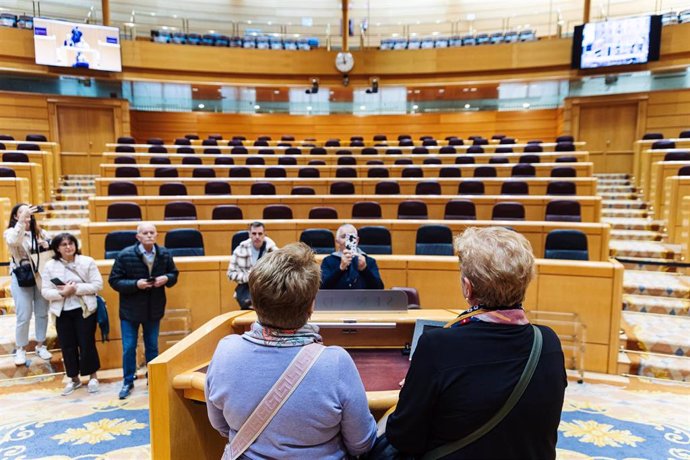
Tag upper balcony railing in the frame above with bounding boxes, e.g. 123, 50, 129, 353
0, 0, 688, 50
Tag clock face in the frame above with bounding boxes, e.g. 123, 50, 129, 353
335, 52, 355, 73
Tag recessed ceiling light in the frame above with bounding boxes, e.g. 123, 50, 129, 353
198, 103, 205, 109
254, 104, 260, 110
209, 30, 215, 34
247, 20, 252, 24
414, 89, 421, 94
360, 105, 366, 110
464, 103, 471, 109
274, 90, 280, 94
306, 106, 312, 111
436, 19, 442, 24
376, 22, 381, 26
267, 21, 272, 25
432, 31, 439, 36
192, 87, 198, 92
522, 102, 530, 108
463, 88, 469, 92
470, 87, 477, 92
412, 104, 419, 110
438, 89, 445, 93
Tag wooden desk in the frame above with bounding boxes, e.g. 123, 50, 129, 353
662, 176, 690, 243
0, 177, 30, 206
108, 141, 587, 154
679, 196, 690, 260
1, 150, 55, 194
94, 176, 599, 197
650, 160, 690, 219
633, 140, 690, 188
148, 255, 622, 459
80, 218, 611, 261
0, 197, 10, 272
1, 162, 44, 204
99, 162, 594, 179
87, 194, 603, 223
101, 150, 590, 167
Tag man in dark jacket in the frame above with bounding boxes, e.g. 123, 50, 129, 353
109, 223, 178, 399
321, 224, 384, 290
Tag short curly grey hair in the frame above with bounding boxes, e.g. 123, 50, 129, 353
455, 227, 535, 309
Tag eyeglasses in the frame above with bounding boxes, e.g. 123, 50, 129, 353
59, 241, 76, 247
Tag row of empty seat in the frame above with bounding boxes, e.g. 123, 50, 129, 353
103, 226, 588, 261
105, 199, 583, 222
110, 164, 580, 179
0, 134, 48, 142
107, 179, 581, 197
641, 131, 690, 140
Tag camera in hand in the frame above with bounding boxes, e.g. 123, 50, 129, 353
345, 233, 358, 253
35, 205, 45, 213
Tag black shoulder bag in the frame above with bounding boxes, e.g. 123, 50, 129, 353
12, 233, 38, 288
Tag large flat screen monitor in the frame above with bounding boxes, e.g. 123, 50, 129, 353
572, 15, 662, 69
33, 18, 122, 72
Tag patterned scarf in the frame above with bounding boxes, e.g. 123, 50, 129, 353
447, 304, 530, 328
242, 321, 323, 347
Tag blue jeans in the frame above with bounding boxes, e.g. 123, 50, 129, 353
121, 318, 160, 385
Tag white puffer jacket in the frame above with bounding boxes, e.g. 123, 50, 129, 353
40, 255, 103, 317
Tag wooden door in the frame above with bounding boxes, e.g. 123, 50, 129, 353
576, 102, 639, 174
56, 105, 115, 175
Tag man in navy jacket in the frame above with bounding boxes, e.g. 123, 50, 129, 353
320, 224, 384, 290
109, 223, 178, 399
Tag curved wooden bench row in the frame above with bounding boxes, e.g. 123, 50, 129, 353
95, 176, 599, 197
0, 150, 55, 193
109, 141, 586, 153
0, 177, 30, 207
88, 194, 603, 222
650, 160, 690, 219
633, 140, 690, 188
102, 150, 589, 167
100, 162, 593, 179
0, 162, 45, 203
144, 255, 621, 458
80, 218, 611, 261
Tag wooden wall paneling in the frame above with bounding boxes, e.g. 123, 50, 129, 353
0, 178, 30, 207
0, 92, 50, 140
130, 110, 561, 145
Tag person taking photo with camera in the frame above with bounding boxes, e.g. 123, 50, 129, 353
4, 203, 52, 366
320, 224, 384, 290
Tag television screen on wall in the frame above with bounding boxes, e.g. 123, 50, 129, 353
33, 18, 122, 72
572, 15, 662, 69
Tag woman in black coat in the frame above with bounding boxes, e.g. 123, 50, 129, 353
385, 226, 567, 459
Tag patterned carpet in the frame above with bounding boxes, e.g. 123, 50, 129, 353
0, 379, 687, 459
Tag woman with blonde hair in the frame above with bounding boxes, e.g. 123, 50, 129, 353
384, 227, 567, 459
41, 232, 103, 395
4, 203, 52, 366
206, 242, 376, 459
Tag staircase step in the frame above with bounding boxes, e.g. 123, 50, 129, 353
623, 350, 690, 382
0, 315, 59, 355
55, 185, 96, 193
0, 350, 64, 384
41, 218, 89, 232
598, 192, 640, 200
597, 184, 636, 193
621, 311, 690, 357
0, 297, 14, 315
610, 240, 677, 260
46, 201, 89, 211
602, 209, 649, 218
594, 173, 630, 180
602, 199, 648, 209
45, 209, 89, 219
623, 294, 690, 316
51, 193, 94, 201
623, 270, 690, 299
601, 217, 661, 231
617, 257, 680, 272
610, 229, 663, 241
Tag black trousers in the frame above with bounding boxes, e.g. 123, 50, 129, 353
55, 308, 100, 378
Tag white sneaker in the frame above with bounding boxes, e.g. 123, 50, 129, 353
61, 380, 82, 396
14, 348, 26, 366
35, 345, 52, 360
87, 378, 99, 393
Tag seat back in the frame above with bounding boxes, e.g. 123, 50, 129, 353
458, 181, 485, 195
336, 167, 357, 178
491, 202, 525, 221
115, 166, 140, 178
298, 167, 320, 178
358, 226, 392, 254
397, 200, 428, 219
165, 229, 205, 256
474, 166, 496, 177
501, 181, 529, 195
182, 156, 202, 165
164, 201, 197, 220
352, 201, 382, 219
544, 230, 588, 260
652, 140, 676, 149
546, 181, 576, 195
330, 181, 355, 195
149, 146, 168, 154
108, 181, 138, 196
212, 205, 243, 220
402, 167, 423, 178
523, 144, 543, 153
308, 207, 338, 219
551, 167, 576, 178
115, 145, 136, 153
337, 156, 356, 166
154, 167, 178, 178
104, 230, 138, 259
512, 163, 536, 177
291, 186, 315, 195
519, 154, 540, 164
229, 167, 251, 177
265, 167, 287, 178
159, 182, 188, 196
193, 168, 215, 178
2, 152, 29, 163
415, 181, 442, 195
300, 229, 335, 254
251, 182, 276, 195
415, 225, 454, 255
375, 181, 400, 195
150, 156, 171, 165
106, 202, 142, 222
205, 181, 231, 195
215, 156, 234, 165
246, 157, 265, 165
263, 204, 293, 219
664, 151, 690, 161
231, 231, 249, 251
444, 200, 476, 220
545, 200, 581, 222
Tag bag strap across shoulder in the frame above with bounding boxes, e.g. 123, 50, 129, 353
421, 325, 543, 460
226, 342, 325, 460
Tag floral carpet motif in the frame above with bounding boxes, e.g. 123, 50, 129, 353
0, 379, 688, 459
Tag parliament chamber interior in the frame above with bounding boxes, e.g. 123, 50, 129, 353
0, 0, 689, 459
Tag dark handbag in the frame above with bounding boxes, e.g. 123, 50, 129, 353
13, 260, 36, 287
235, 283, 252, 310
367, 325, 543, 460
96, 295, 110, 342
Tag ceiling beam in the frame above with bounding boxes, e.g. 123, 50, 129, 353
102, 0, 110, 25
342, 0, 349, 52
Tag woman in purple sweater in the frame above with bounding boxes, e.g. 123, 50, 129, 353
205, 243, 377, 459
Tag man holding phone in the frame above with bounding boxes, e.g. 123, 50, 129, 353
108, 223, 178, 400
320, 224, 384, 290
